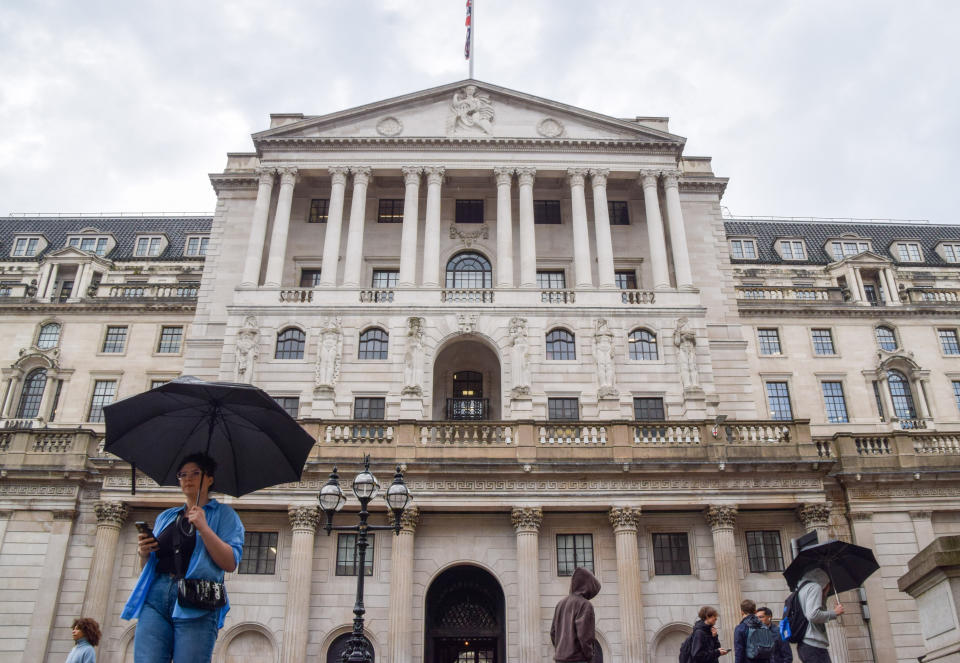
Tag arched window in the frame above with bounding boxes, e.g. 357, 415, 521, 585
36, 323, 61, 349
275, 328, 305, 360
887, 370, 917, 421
445, 252, 492, 289
628, 329, 658, 360
546, 329, 576, 361
16, 368, 47, 418
358, 328, 389, 360
875, 326, 897, 351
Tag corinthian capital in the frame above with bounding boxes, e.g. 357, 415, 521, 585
350, 166, 372, 185
589, 168, 610, 187
288, 504, 319, 532
401, 166, 423, 186
277, 166, 299, 186
328, 166, 350, 186
424, 166, 446, 185
255, 167, 277, 185
515, 167, 536, 186
94, 501, 129, 529
566, 168, 588, 187
638, 170, 660, 188
797, 503, 831, 530
511, 506, 543, 533
704, 505, 737, 531
661, 170, 682, 188
493, 167, 514, 186
399, 504, 421, 533
608, 506, 641, 532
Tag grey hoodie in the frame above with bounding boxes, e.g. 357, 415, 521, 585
798, 568, 838, 649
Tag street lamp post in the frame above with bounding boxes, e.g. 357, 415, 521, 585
319, 455, 412, 663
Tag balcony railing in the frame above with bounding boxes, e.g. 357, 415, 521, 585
736, 286, 838, 301
446, 398, 489, 420
541, 289, 575, 304
99, 284, 199, 299
907, 288, 960, 304
441, 289, 494, 303
420, 423, 514, 445
621, 289, 656, 304
279, 288, 313, 303
321, 424, 393, 444
359, 289, 395, 303
539, 425, 607, 445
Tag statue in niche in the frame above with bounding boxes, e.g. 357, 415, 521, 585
235, 316, 260, 384
509, 317, 531, 397
402, 317, 425, 396
673, 316, 700, 391
314, 317, 342, 391
448, 85, 495, 135
594, 319, 618, 398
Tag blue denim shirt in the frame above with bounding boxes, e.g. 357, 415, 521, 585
122, 499, 244, 629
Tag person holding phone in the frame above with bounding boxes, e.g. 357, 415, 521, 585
689, 606, 730, 661
121, 453, 244, 663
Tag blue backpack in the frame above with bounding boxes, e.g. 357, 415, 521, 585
780, 587, 810, 644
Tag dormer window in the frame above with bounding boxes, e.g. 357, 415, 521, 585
729, 239, 757, 259
895, 242, 923, 263
940, 243, 960, 263
12, 237, 42, 257
68, 236, 109, 256
830, 239, 871, 260
777, 240, 806, 261
185, 236, 209, 256
134, 236, 164, 257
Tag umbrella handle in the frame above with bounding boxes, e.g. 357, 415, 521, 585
131, 463, 136, 496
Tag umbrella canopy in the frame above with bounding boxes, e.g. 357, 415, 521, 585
783, 539, 879, 593
104, 377, 315, 497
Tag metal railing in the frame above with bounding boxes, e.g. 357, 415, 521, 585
445, 398, 489, 420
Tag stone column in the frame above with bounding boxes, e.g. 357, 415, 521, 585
705, 505, 739, 648
44, 263, 60, 300
883, 268, 901, 306
567, 168, 593, 289
69, 264, 86, 302
264, 167, 299, 287
81, 501, 129, 627
909, 510, 935, 550
798, 503, 849, 663
877, 373, 895, 421
494, 168, 515, 288
511, 507, 543, 663
1, 372, 22, 418
76, 262, 95, 299
850, 513, 896, 663
281, 505, 319, 663
517, 167, 538, 287
23, 510, 74, 662
388, 506, 420, 663
421, 167, 445, 288
590, 169, 616, 289
639, 171, 671, 290
342, 166, 372, 287
241, 167, 277, 286
37, 371, 58, 421
661, 170, 694, 289
398, 167, 423, 287
913, 377, 931, 420
610, 506, 645, 663
844, 266, 862, 303
36, 263, 54, 301
852, 268, 868, 303
320, 166, 350, 286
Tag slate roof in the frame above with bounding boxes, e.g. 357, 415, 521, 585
724, 219, 960, 267
0, 216, 213, 262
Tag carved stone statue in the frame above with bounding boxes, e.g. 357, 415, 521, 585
673, 317, 700, 391
509, 317, 531, 397
448, 85, 494, 135
314, 317, 342, 391
402, 317, 425, 396
594, 318, 617, 398
235, 316, 259, 384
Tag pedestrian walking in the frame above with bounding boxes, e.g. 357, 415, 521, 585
681, 606, 729, 662
796, 568, 843, 663
550, 567, 601, 663
121, 453, 245, 663
734, 599, 777, 663
66, 618, 100, 663
756, 607, 792, 663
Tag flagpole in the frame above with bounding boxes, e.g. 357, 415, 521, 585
469, 0, 475, 79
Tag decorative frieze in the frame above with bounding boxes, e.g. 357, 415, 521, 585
705, 505, 737, 531
94, 501, 128, 529
608, 506, 641, 532
511, 506, 543, 533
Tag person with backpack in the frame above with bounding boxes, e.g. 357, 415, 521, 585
757, 607, 792, 663
795, 568, 844, 662
681, 605, 729, 663
734, 599, 776, 663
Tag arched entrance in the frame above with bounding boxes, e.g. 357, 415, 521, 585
432, 339, 501, 420
425, 565, 505, 663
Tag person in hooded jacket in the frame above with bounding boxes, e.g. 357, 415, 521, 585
796, 568, 843, 663
689, 606, 730, 662
550, 567, 601, 663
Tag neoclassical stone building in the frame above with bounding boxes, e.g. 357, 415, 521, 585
1, 80, 958, 663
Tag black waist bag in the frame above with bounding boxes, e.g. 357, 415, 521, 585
172, 513, 227, 611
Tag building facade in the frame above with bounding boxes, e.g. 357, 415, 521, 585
1, 80, 958, 663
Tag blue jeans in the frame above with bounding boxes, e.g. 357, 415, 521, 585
134, 574, 218, 663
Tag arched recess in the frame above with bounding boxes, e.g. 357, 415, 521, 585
320, 625, 380, 663
431, 334, 502, 420
117, 624, 137, 663
876, 352, 929, 426
424, 564, 506, 663
215, 622, 278, 663
651, 622, 693, 663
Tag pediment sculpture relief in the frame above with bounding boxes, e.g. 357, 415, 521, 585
447, 85, 494, 135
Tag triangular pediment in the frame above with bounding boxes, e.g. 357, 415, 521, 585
827, 251, 892, 269
42, 246, 112, 265
254, 80, 685, 146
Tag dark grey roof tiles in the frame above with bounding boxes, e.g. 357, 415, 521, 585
724, 220, 960, 267
0, 216, 213, 261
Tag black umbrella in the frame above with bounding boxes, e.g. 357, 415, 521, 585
103, 376, 315, 497
783, 539, 879, 594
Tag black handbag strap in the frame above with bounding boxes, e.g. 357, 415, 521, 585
171, 511, 187, 579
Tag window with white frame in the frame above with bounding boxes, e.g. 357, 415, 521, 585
941, 243, 960, 263
68, 236, 109, 256
134, 236, 163, 257
757, 328, 782, 355
939, 329, 960, 355
778, 240, 806, 260
185, 236, 209, 256
766, 381, 793, 420
729, 239, 757, 259
12, 237, 41, 257
830, 240, 871, 260
156, 326, 184, 354
821, 381, 849, 423
88, 380, 117, 423
811, 328, 836, 355
896, 242, 923, 262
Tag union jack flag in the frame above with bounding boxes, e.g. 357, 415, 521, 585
464, 0, 472, 60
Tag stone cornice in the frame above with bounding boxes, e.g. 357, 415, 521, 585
209, 173, 259, 194
0, 299, 198, 314
679, 177, 728, 196
737, 302, 960, 318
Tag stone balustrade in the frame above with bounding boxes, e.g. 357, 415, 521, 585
620, 289, 656, 304
98, 283, 199, 299
634, 423, 701, 445
540, 289, 575, 304
441, 288, 495, 303
907, 287, 960, 303
419, 423, 514, 445
736, 286, 840, 301
279, 288, 313, 303
359, 289, 395, 303
538, 425, 607, 445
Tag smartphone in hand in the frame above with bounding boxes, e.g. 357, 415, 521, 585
135, 521, 156, 540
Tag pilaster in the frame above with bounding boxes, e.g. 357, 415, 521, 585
512, 506, 543, 663
609, 506, 645, 663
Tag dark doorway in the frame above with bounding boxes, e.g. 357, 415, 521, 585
448, 371, 487, 420
326, 633, 374, 662
425, 565, 505, 663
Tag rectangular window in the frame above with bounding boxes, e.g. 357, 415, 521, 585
608, 200, 630, 226
135, 237, 163, 257
939, 329, 960, 355
377, 199, 404, 223
811, 329, 835, 355
372, 270, 399, 289
757, 328, 782, 355
354, 397, 385, 420
615, 270, 637, 290
239, 531, 278, 574
156, 326, 183, 354
556, 534, 594, 576
548, 397, 580, 421
832, 241, 870, 260
746, 530, 785, 573
336, 533, 374, 576
953, 381, 960, 412
308, 198, 330, 223
943, 244, 960, 263
0, 281, 16, 296
455, 199, 484, 223
821, 381, 849, 423
873, 380, 885, 421
274, 396, 300, 419
533, 200, 561, 224
653, 533, 691, 575
536, 270, 566, 290
766, 382, 793, 420
633, 397, 665, 420
101, 326, 128, 353
88, 380, 117, 423
150, 380, 170, 389
897, 243, 922, 262
780, 240, 806, 260
730, 239, 757, 259
185, 236, 209, 256
13, 238, 40, 257
300, 270, 322, 287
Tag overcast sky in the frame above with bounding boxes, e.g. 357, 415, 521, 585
1, 1, 957, 222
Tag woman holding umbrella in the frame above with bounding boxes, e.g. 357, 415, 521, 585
121, 453, 245, 663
